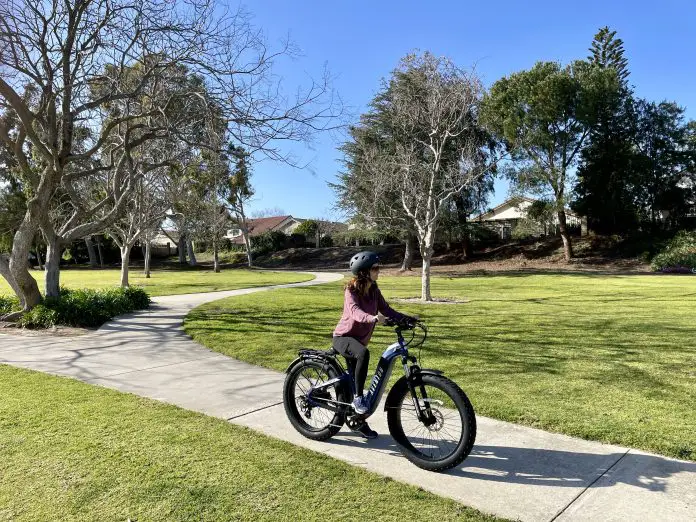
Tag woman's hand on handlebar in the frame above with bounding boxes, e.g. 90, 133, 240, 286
374, 312, 389, 325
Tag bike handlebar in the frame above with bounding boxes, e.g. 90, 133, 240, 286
383, 317, 420, 329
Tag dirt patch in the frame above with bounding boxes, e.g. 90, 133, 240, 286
392, 297, 468, 305
251, 236, 653, 275
0, 322, 92, 337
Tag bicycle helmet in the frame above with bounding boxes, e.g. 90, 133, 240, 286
349, 251, 380, 275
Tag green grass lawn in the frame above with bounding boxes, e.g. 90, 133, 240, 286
0, 365, 496, 522
184, 273, 696, 461
0, 268, 314, 297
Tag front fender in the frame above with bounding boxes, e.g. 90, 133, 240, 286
383, 369, 444, 411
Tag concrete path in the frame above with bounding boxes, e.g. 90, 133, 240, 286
0, 271, 694, 522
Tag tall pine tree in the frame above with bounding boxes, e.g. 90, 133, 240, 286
589, 27, 629, 83
574, 27, 637, 234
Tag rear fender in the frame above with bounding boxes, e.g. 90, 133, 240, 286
285, 351, 344, 374
285, 351, 351, 398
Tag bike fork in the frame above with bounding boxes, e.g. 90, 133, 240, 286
405, 371, 437, 426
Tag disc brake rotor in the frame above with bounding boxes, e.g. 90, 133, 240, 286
425, 408, 445, 432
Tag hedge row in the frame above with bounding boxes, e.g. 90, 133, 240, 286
7, 287, 151, 328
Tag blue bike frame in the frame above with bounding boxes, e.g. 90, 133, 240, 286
307, 337, 410, 416
360, 341, 409, 415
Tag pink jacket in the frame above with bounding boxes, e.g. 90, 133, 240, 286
333, 284, 405, 346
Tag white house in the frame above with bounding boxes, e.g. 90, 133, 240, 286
472, 197, 582, 239
225, 215, 304, 244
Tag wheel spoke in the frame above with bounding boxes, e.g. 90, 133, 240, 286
290, 363, 340, 432
396, 380, 467, 462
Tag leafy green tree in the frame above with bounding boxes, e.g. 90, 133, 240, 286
222, 146, 255, 267
294, 220, 319, 243
333, 89, 420, 269
482, 60, 618, 260
632, 101, 696, 228
574, 27, 638, 234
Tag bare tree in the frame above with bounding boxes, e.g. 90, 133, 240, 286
141, 228, 156, 279
0, 0, 340, 310
357, 53, 494, 300
107, 163, 169, 288
251, 207, 287, 218
201, 201, 231, 273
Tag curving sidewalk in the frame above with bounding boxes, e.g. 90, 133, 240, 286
0, 271, 694, 522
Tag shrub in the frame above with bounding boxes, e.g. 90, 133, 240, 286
18, 304, 58, 328
511, 219, 540, 240
651, 230, 696, 273
333, 228, 394, 247
251, 231, 288, 256
18, 286, 151, 328
288, 233, 308, 247
0, 295, 20, 316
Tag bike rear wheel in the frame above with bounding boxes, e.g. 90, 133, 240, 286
283, 359, 347, 441
387, 374, 476, 471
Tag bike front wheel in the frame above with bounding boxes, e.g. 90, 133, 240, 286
387, 374, 476, 471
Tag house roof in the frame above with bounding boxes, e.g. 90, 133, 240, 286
246, 215, 295, 234
229, 215, 298, 244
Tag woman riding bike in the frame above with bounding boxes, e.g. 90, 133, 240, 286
333, 251, 416, 439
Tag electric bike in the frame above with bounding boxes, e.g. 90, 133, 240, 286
283, 318, 476, 472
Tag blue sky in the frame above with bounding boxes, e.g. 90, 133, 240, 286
243, 0, 696, 220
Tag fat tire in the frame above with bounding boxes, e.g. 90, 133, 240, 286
283, 360, 347, 441
387, 374, 476, 472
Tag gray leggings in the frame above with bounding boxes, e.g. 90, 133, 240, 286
332, 337, 369, 396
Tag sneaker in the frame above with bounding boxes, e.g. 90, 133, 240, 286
356, 422, 378, 439
352, 395, 369, 414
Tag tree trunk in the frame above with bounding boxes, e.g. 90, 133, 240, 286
178, 235, 187, 264
400, 234, 414, 271
462, 233, 473, 260
8, 220, 42, 309
213, 239, 220, 273
85, 237, 98, 268
557, 210, 573, 262
186, 238, 197, 266
242, 230, 253, 267
120, 245, 132, 287
420, 229, 435, 302
44, 238, 62, 298
35, 242, 44, 270
421, 254, 432, 302
144, 241, 152, 279
96, 237, 105, 268
315, 229, 320, 248
0, 254, 26, 310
